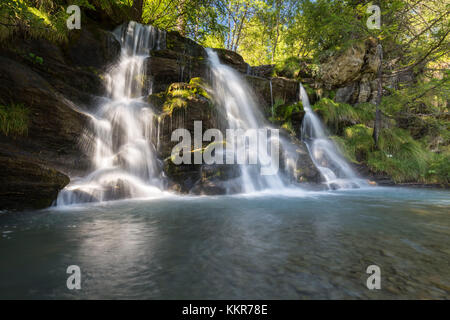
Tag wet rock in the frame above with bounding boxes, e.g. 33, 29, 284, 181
279, 131, 322, 184
245, 75, 300, 117
0, 153, 69, 210
0, 28, 120, 107
146, 50, 209, 93
190, 165, 242, 195
152, 81, 224, 161
65, 27, 121, 70
249, 64, 274, 78
166, 31, 206, 58
0, 57, 91, 177
213, 48, 248, 74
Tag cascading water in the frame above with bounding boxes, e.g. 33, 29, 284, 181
299, 84, 365, 189
57, 22, 167, 205
269, 79, 274, 117
206, 48, 285, 193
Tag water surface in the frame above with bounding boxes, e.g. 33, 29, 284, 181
1, 187, 449, 299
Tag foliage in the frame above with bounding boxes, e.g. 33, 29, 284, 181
0, 0, 71, 43
313, 98, 360, 133
0, 103, 30, 136
274, 56, 300, 78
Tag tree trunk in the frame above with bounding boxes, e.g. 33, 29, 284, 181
272, 16, 280, 62
131, 0, 143, 22
233, 5, 248, 52
176, 0, 187, 36
373, 43, 383, 147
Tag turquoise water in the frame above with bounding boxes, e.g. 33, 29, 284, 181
0, 187, 449, 299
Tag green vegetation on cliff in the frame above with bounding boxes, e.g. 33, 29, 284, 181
322, 79, 449, 185
0, 103, 29, 136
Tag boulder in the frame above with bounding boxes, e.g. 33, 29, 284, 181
213, 48, 249, 74
319, 42, 366, 88
0, 152, 69, 210
316, 38, 383, 105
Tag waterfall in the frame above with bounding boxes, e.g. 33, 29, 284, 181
269, 79, 274, 117
57, 22, 167, 205
299, 84, 365, 189
206, 49, 285, 193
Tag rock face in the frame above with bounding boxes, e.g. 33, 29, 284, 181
245, 75, 300, 117
0, 26, 120, 210
249, 64, 274, 78
318, 38, 382, 105
320, 42, 367, 87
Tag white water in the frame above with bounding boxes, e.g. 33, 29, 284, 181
57, 22, 167, 205
299, 84, 365, 189
269, 79, 274, 117
56, 22, 363, 205
206, 49, 285, 193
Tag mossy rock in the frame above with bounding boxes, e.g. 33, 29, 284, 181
162, 80, 213, 116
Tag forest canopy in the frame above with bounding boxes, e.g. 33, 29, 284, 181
1, 0, 448, 68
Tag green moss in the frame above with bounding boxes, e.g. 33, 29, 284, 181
27, 52, 44, 65
163, 97, 188, 114
344, 124, 374, 161
281, 121, 295, 135
189, 77, 210, 99
271, 100, 302, 124
163, 80, 213, 115
0, 103, 30, 136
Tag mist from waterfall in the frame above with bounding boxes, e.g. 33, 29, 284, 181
299, 84, 365, 189
57, 22, 167, 205
206, 48, 286, 193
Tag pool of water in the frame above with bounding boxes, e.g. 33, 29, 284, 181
0, 187, 449, 299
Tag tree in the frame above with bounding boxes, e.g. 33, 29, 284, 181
131, 0, 143, 22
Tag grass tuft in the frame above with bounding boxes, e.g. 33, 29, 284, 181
0, 103, 30, 136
